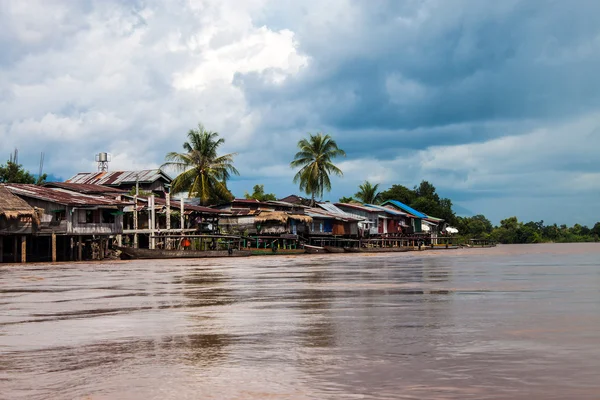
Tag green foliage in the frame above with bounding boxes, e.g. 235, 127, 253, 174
354, 181, 381, 204
485, 217, 598, 243
244, 184, 277, 201
378, 180, 456, 225
379, 184, 415, 204
290, 132, 346, 204
0, 160, 46, 184
162, 123, 238, 206
338, 196, 355, 203
456, 215, 493, 238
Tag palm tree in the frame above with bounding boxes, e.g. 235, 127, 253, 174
290, 132, 346, 205
354, 181, 381, 204
162, 124, 239, 205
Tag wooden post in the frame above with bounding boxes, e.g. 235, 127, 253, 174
99, 238, 104, 260
133, 195, 139, 248
21, 236, 27, 263
0, 238, 3, 263
51, 233, 57, 262
150, 195, 156, 250
165, 192, 171, 249
78, 236, 83, 261
180, 198, 185, 233
14, 237, 18, 262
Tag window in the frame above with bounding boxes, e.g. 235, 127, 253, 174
53, 210, 66, 222
101, 209, 115, 224
85, 210, 94, 223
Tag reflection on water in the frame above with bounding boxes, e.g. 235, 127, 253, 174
1, 243, 600, 399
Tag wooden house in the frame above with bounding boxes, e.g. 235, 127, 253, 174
0, 185, 39, 263
3, 184, 127, 262
334, 203, 382, 236
254, 211, 312, 235
214, 199, 307, 235
362, 204, 412, 235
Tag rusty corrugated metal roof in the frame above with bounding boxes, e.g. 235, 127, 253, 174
5, 184, 128, 207
66, 169, 172, 186
44, 182, 125, 194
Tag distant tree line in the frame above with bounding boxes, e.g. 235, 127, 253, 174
457, 215, 600, 243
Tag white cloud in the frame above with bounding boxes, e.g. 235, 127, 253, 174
0, 0, 307, 179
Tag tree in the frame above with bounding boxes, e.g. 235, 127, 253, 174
379, 184, 415, 204
162, 123, 239, 206
244, 184, 277, 201
0, 160, 46, 184
414, 180, 440, 203
338, 196, 355, 203
354, 181, 381, 204
290, 132, 346, 204
592, 222, 600, 236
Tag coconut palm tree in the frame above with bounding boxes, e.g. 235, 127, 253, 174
162, 124, 239, 205
354, 181, 381, 204
290, 132, 346, 205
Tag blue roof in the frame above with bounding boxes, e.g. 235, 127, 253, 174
381, 200, 427, 218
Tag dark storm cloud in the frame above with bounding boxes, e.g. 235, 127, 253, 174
241, 0, 600, 152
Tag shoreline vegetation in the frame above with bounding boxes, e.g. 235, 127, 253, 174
2, 123, 599, 245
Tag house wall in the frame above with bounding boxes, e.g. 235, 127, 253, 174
0, 216, 34, 235
220, 216, 257, 234
71, 209, 123, 235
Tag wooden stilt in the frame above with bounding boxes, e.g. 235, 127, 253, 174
150, 195, 156, 250
133, 195, 138, 249
51, 233, 57, 262
99, 238, 104, 260
78, 236, 82, 261
21, 236, 27, 263
14, 237, 18, 263
180, 198, 185, 233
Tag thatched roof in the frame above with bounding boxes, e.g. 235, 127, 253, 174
255, 211, 312, 224
0, 185, 36, 220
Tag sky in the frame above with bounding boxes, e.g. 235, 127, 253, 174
1, 0, 600, 226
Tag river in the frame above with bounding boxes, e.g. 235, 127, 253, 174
1, 243, 599, 399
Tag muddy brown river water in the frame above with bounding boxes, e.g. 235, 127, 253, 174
1, 243, 599, 399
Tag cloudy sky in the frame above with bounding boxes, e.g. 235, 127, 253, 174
2, 0, 599, 226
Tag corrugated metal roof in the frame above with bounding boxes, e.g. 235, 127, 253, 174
66, 169, 172, 186
381, 200, 427, 218
317, 203, 366, 220
363, 204, 409, 217
334, 202, 380, 213
44, 182, 125, 194
306, 207, 361, 222
5, 184, 127, 207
